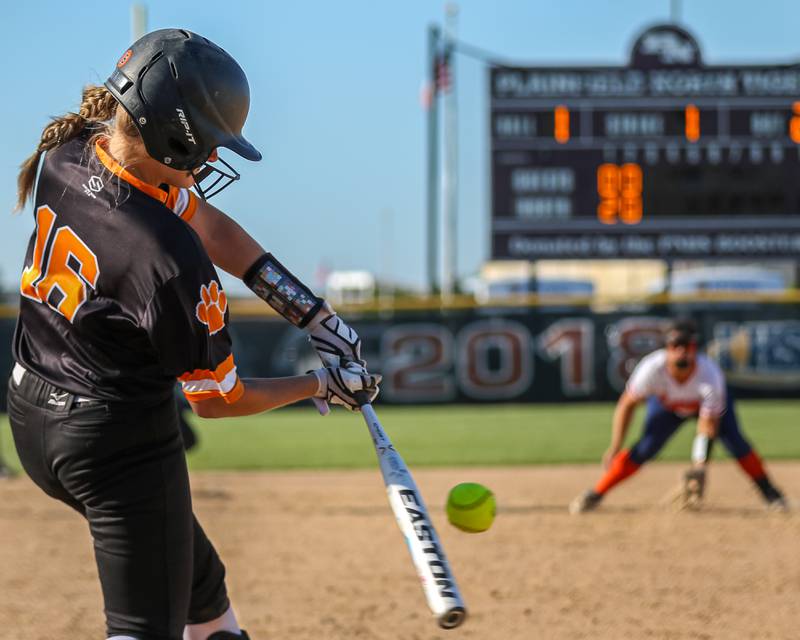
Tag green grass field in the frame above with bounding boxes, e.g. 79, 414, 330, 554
2, 400, 797, 471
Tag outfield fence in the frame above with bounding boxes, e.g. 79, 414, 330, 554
4, 298, 797, 408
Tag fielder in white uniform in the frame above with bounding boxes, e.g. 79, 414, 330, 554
571, 319, 787, 513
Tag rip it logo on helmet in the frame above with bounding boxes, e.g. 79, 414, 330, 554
175, 108, 197, 145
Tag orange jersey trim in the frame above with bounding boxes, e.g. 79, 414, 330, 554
95, 139, 198, 220
182, 193, 198, 222
164, 186, 180, 210
182, 378, 244, 404
95, 140, 170, 204
179, 354, 243, 404
180, 353, 236, 382
165, 185, 199, 222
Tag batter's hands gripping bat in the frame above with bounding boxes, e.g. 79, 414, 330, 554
354, 392, 467, 629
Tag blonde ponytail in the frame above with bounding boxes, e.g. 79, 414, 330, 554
16, 85, 118, 211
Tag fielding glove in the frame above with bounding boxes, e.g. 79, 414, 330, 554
681, 467, 706, 510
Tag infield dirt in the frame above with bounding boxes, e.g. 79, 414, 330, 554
1, 462, 798, 639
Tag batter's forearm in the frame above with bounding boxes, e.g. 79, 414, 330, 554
202, 213, 264, 278
190, 200, 265, 278
191, 204, 328, 329
189, 374, 320, 418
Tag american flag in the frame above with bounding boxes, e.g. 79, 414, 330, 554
435, 48, 452, 94
421, 47, 453, 109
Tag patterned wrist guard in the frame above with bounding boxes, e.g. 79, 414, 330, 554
243, 253, 324, 328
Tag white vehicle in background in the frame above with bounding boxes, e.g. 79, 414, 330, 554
647, 265, 791, 309
644, 265, 788, 296
668, 266, 787, 295
473, 277, 594, 305
325, 270, 376, 306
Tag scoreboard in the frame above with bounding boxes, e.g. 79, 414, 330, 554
490, 24, 800, 260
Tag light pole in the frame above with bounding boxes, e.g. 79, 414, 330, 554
670, 0, 682, 23
131, 3, 147, 40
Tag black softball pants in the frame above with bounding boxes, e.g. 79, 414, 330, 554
8, 367, 230, 640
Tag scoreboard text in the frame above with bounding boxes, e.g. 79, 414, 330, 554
490, 24, 800, 260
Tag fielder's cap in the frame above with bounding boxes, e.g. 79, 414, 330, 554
665, 318, 699, 347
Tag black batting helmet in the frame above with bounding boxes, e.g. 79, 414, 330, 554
105, 29, 262, 172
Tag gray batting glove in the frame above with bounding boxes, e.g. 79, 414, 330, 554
312, 362, 381, 412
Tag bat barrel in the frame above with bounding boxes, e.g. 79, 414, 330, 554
359, 400, 468, 630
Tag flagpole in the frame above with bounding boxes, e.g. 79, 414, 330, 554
442, 3, 459, 300
426, 25, 441, 296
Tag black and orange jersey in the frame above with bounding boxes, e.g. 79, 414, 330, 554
12, 132, 243, 406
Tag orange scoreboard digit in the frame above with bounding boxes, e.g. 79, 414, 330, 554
490, 24, 800, 260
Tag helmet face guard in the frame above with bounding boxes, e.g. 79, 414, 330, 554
192, 155, 240, 200
105, 29, 261, 198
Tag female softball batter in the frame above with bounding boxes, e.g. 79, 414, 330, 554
10, 29, 379, 640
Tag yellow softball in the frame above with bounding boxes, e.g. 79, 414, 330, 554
446, 482, 496, 533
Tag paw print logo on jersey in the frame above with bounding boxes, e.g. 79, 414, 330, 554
195, 281, 228, 335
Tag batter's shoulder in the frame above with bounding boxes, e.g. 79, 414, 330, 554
134, 209, 209, 280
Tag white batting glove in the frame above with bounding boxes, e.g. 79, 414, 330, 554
312, 362, 381, 412
308, 310, 364, 368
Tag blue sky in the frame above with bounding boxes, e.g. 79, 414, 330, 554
2, 0, 798, 296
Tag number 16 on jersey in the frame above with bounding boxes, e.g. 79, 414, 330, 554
21, 205, 100, 323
